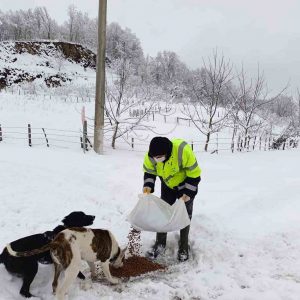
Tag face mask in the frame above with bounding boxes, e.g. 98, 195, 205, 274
154, 156, 166, 163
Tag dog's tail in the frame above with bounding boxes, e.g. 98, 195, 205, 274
6, 242, 54, 258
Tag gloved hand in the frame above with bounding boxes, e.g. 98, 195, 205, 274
143, 186, 151, 194
180, 194, 190, 202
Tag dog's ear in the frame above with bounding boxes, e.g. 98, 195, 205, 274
62, 213, 77, 226
61, 211, 79, 224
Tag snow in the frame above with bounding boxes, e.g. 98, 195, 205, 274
0, 41, 96, 98
0, 142, 300, 300
0, 91, 234, 154
0, 44, 299, 299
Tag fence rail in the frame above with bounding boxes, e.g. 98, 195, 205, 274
0, 87, 95, 103
0, 122, 298, 154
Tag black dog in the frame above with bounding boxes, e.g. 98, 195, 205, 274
0, 211, 95, 298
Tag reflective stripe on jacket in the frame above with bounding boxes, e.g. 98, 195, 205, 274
143, 139, 201, 189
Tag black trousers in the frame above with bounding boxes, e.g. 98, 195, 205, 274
160, 180, 194, 219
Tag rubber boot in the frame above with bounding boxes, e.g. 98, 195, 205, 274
146, 232, 167, 259
177, 225, 190, 262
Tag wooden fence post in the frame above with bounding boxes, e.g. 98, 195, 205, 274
42, 128, 49, 147
83, 120, 87, 153
131, 137, 134, 149
28, 124, 32, 147
0, 124, 2, 142
191, 141, 194, 151
259, 136, 262, 150
253, 136, 256, 151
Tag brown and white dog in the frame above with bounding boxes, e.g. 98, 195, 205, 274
6, 227, 126, 300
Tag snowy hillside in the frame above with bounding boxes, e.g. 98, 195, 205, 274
0, 144, 300, 300
0, 41, 96, 91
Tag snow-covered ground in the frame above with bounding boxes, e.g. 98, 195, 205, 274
0, 91, 238, 154
1, 141, 300, 300
1, 66, 300, 299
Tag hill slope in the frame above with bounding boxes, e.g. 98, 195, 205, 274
0, 41, 96, 89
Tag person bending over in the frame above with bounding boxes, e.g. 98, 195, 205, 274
142, 136, 201, 262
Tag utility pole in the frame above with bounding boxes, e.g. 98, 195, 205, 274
298, 89, 300, 128
297, 88, 300, 129
94, 0, 107, 154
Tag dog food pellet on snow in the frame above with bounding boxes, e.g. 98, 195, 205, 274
110, 227, 166, 278
110, 255, 166, 278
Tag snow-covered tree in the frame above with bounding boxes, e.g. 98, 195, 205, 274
105, 58, 154, 149
233, 66, 287, 145
106, 22, 144, 75
37, 7, 57, 39
0, 7, 57, 40
183, 50, 233, 151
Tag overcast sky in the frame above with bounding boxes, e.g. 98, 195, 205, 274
1, 0, 300, 92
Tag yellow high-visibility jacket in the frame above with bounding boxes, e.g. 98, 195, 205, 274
143, 139, 201, 197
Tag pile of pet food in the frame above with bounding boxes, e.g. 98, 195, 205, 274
110, 227, 166, 278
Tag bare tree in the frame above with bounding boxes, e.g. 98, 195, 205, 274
268, 95, 297, 118
226, 84, 242, 152
183, 50, 233, 151
66, 5, 77, 42
39, 7, 55, 39
232, 66, 287, 147
105, 58, 155, 149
